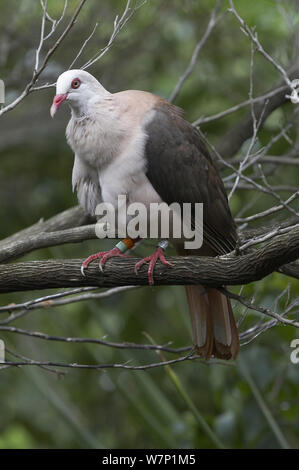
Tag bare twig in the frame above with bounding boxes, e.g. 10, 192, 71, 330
228, 43, 266, 200
193, 85, 287, 126
228, 0, 293, 88
0, 0, 87, 117
235, 191, 299, 223
68, 22, 99, 69
82, 0, 141, 70
222, 288, 299, 329
0, 324, 191, 354
0, 286, 133, 314
169, 0, 223, 103
0, 353, 232, 372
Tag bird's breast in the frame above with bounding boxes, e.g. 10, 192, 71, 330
66, 116, 124, 169
98, 129, 162, 210
68, 113, 163, 219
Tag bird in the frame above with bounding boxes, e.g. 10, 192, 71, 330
50, 69, 239, 360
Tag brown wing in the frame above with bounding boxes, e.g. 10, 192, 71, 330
144, 102, 237, 255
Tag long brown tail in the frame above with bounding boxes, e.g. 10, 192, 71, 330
185, 285, 239, 360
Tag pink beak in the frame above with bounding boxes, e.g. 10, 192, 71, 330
50, 93, 68, 117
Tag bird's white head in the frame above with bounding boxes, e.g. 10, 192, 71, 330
50, 69, 109, 118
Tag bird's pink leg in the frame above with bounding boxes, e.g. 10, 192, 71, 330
81, 237, 135, 276
135, 240, 172, 286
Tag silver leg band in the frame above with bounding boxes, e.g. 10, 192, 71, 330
157, 240, 169, 251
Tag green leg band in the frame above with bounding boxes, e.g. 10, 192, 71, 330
115, 240, 129, 253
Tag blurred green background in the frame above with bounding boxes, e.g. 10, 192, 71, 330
0, 0, 298, 449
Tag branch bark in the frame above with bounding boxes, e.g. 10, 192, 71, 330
0, 225, 97, 263
0, 225, 298, 293
0, 205, 92, 246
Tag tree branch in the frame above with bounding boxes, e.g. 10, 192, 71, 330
0, 224, 97, 263
214, 73, 296, 159
0, 205, 92, 247
0, 224, 298, 293
0, 0, 88, 116
169, 0, 222, 103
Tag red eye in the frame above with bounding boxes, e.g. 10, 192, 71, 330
71, 78, 81, 89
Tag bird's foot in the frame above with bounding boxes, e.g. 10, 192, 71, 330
134, 241, 172, 286
81, 247, 131, 276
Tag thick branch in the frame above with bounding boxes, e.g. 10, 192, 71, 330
0, 225, 96, 263
0, 225, 298, 293
278, 261, 299, 279
0, 205, 92, 246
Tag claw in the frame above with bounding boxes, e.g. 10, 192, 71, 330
80, 247, 130, 276
135, 247, 173, 286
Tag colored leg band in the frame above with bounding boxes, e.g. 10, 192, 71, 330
115, 237, 135, 253
157, 240, 169, 251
